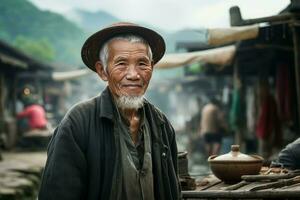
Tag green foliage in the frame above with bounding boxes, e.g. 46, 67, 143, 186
0, 22, 11, 41
14, 36, 55, 61
0, 0, 86, 67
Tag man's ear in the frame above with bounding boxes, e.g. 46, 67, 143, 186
95, 61, 108, 81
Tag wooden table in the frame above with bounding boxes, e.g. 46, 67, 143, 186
182, 175, 300, 199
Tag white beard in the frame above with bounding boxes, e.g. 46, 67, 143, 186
115, 95, 144, 110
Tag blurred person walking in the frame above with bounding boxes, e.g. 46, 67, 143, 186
199, 98, 227, 156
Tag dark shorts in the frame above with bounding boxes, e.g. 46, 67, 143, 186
203, 132, 222, 143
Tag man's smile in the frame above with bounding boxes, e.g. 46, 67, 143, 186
121, 84, 143, 89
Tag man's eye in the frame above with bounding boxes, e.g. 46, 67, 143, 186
139, 61, 151, 66
116, 62, 126, 66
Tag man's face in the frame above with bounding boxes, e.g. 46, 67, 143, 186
96, 39, 153, 98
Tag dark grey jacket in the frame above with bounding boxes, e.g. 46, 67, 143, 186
278, 137, 300, 170
38, 88, 181, 200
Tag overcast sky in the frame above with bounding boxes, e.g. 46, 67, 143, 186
28, 0, 290, 31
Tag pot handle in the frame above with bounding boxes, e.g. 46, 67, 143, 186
207, 155, 218, 161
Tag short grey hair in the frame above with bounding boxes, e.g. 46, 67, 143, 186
99, 35, 153, 72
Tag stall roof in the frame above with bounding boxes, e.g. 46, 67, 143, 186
0, 40, 93, 83
208, 25, 259, 46
155, 45, 236, 69
0, 52, 27, 69
158, 21, 293, 75
156, 24, 260, 70
205, 23, 293, 76
52, 68, 91, 81
176, 25, 259, 50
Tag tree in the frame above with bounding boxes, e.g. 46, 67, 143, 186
13, 36, 56, 62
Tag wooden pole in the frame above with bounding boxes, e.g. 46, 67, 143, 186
292, 24, 300, 134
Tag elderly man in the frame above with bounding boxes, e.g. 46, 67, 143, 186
38, 22, 181, 200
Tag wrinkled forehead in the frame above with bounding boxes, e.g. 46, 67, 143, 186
108, 41, 151, 61
107, 38, 152, 57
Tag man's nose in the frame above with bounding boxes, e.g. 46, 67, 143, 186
126, 65, 140, 80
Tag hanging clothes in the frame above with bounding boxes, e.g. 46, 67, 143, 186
245, 86, 256, 139
229, 88, 244, 131
222, 85, 230, 105
256, 82, 282, 146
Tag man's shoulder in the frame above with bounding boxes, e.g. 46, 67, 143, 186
75, 96, 99, 109
64, 95, 100, 120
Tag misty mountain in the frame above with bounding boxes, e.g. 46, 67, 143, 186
0, 0, 87, 67
65, 9, 121, 33
0, 0, 207, 73
64, 9, 207, 53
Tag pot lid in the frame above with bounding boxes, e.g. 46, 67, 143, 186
210, 145, 263, 162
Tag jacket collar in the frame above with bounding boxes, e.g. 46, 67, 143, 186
143, 98, 165, 125
98, 87, 165, 125
98, 87, 115, 120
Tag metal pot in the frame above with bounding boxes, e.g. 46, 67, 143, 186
208, 145, 263, 183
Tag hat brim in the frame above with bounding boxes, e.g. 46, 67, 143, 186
81, 24, 166, 72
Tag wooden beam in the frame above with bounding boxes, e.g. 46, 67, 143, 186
230, 6, 300, 26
